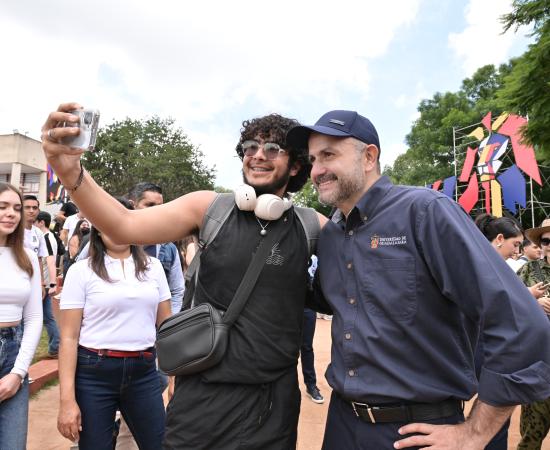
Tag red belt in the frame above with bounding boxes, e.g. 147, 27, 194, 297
82, 346, 154, 358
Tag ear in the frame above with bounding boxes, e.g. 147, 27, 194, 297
364, 144, 380, 172
495, 233, 505, 246
289, 160, 300, 177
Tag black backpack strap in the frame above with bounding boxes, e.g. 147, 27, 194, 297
181, 193, 235, 310
294, 206, 320, 256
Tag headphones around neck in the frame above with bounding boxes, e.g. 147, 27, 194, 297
234, 185, 292, 221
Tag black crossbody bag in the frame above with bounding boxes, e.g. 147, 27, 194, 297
156, 230, 278, 376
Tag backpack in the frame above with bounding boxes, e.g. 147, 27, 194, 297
52, 231, 65, 256
183, 193, 320, 309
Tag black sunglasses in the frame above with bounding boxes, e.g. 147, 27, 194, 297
540, 238, 550, 246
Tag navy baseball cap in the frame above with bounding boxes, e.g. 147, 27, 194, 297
286, 110, 380, 150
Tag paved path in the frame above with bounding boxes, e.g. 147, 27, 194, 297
28, 318, 549, 449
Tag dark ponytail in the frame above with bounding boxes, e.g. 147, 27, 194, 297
474, 213, 523, 242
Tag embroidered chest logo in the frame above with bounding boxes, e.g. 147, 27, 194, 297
266, 243, 284, 266
370, 234, 407, 247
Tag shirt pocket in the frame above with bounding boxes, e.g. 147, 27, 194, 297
361, 257, 417, 321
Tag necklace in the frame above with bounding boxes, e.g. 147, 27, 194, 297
255, 217, 271, 236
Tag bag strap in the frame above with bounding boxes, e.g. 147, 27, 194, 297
294, 206, 320, 256
181, 194, 319, 312
221, 230, 278, 326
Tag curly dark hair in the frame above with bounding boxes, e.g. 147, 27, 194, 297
235, 114, 310, 193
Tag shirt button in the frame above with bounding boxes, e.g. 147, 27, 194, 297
363, 216, 368, 221
348, 369, 355, 377
347, 263, 353, 270
349, 298, 356, 305
345, 333, 352, 340
348, 230, 354, 236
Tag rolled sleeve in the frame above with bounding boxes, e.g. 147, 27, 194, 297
478, 361, 550, 406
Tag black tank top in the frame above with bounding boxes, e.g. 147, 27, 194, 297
196, 206, 309, 384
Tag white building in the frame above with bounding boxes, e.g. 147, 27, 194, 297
0, 133, 47, 204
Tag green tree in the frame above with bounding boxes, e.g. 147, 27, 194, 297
83, 117, 216, 200
386, 64, 511, 186
498, 0, 550, 159
291, 180, 332, 216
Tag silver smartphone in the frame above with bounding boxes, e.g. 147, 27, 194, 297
61, 109, 100, 151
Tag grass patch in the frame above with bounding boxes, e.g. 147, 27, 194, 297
32, 328, 52, 364
29, 378, 59, 400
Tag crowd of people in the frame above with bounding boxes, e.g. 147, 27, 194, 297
0, 104, 549, 450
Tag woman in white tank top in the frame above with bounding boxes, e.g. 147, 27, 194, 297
0, 182, 42, 450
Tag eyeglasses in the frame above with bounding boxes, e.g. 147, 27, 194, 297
540, 238, 550, 246
242, 140, 287, 160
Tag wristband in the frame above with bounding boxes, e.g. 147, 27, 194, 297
64, 164, 85, 193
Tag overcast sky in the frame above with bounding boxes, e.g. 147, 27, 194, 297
0, 0, 533, 189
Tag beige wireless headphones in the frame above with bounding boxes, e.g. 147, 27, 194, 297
234, 185, 292, 221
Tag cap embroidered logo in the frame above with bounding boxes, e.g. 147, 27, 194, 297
329, 119, 345, 126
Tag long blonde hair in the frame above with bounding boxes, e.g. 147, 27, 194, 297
0, 182, 33, 276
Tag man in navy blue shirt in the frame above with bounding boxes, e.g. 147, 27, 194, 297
287, 111, 550, 449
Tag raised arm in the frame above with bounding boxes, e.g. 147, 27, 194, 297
41, 103, 215, 244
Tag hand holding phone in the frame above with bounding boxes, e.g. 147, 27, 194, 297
60, 109, 100, 151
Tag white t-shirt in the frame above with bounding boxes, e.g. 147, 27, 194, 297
507, 257, 527, 273
24, 226, 48, 257
42, 231, 58, 285
63, 214, 87, 243
0, 247, 43, 377
60, 255, 170, 350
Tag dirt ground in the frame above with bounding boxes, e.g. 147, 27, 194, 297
28, 318, 549, 449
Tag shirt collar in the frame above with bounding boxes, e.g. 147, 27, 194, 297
331, 176, 394, 224
104, 254, 134, 265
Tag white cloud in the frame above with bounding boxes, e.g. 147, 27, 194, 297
187, 128, 243, 189
392, 81, 428, 112
448, 0, 519, 74
0, 0, 419, 185
380, 141, 408, 170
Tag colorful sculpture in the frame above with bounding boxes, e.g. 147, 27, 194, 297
430, 112, 541, 217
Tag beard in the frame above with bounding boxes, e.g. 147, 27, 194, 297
315, 161, 366, 208
242, 167, 291, 196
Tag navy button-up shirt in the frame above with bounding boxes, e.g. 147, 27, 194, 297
316, 176, 550, 406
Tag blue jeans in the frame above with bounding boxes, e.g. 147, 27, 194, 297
42, 294, 59, 354
75, 346, 165, 450
0, 325, 29, 450
301, 308, 317, 387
